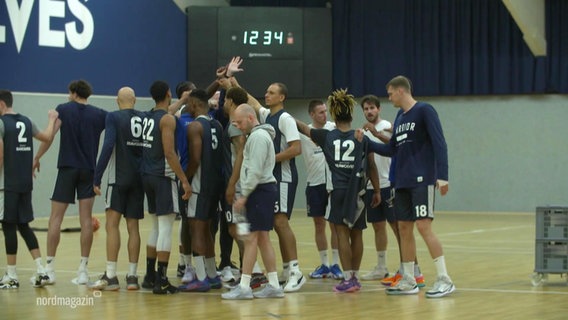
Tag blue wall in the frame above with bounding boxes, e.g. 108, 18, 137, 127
0, 0, 186, 95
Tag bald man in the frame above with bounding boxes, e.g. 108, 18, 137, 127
222, 104, 283, 299
90, 87, 146, 291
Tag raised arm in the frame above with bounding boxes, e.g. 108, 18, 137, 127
34, 109, 59, 143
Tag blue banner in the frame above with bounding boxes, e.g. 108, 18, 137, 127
0, 0, 186, 96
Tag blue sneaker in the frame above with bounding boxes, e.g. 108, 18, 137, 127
178, 279, 210, 292
329, 264, 344, 280
309, 265, 331, 279
208, 275, 222, 289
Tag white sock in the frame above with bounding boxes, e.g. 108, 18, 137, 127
289, 260, 300, 272
183, 254, 192, 267
252, 261, 263, 274
319, 250, 329, 266
414, 263, 421, 276
178, 253, 184, 266
106, 261, 117, 278
46, 256, 55, 271
79, 257, 89, 271
343, 270, 353, 280
128, 263, 138, 277
34, 258, 44, 274
282, 262, 290, 277
331, 249, 340, 266
402, 262, 414, 278
240, 274, 251, 289
433, 256, 448, 278
267, 271, 279, 288
377, 251, 387, 269
194, 256, 207, 281
6, 265, 17, 278
205, 257, 217, 278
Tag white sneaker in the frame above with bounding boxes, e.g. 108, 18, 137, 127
74, 270, 89, 285
221, 285, 253, 300
45, 270, 56, 285
220, 266, 235, 283
181, 265, 196, 283
30, 273, 50, 288
385, 274, 419, 295
253, 284, 284, 298
283, 271, 306, 293
361, 266, 389, 281
0, 273, 19, 289
425, 275, 455, 298
278, 269, 289, 284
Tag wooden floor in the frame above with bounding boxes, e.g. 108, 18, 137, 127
2, 211, 568, 320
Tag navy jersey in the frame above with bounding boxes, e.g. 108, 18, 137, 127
264, 109, 299, 184
55, 101, 107, 170
191, 115, 224, 195
0, 114, 36, 192
140, 109, 175, 179
94, 109, 145, 186
311, 128, 368, 227
368, 102, 448, 188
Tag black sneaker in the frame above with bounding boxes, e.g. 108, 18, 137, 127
250, 273, 268, 289
141, 274, 155, 289
153, 277, 179, 294
89, 272, 120, 291
126, 275, 140, 290
176, 264, 185, 278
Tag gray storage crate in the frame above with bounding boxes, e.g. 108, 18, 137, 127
532, 206, 568, 286
536, 206, 568, 240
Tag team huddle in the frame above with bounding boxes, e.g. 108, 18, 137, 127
0, 57, 455, 299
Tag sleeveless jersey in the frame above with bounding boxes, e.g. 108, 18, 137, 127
264, 109, 299, 184
191, 115, 224, 195
0, 114, 35, 192
141, 109, 175, 179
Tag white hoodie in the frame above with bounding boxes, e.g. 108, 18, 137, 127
240, 123, 277, 197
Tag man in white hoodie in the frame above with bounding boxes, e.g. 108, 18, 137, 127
221, 104, 284, 300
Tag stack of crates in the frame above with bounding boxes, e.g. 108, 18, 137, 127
535, 206, 568, 275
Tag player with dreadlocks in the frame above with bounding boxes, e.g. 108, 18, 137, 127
296, 89, 381, 293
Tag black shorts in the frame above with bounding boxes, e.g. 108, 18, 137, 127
105, 183, 144, 219
51, 168, 96, 203
187, 192, 221, 221
306, 184, 329, 218
220, 192, 245, 224
142, 174, 179, 216
246, 183, 277, 232
0, 191, 33, 224
394, 185, 435, 221
366, 187, 395, 223
328, 189, 366, 230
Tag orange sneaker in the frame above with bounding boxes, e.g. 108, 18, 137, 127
415, 274, 425, 287
380, 273, 401, 286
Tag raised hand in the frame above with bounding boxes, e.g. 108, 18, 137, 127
226, 56, 244, 77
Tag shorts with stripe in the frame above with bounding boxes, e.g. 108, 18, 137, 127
188, 192, 221, 221
142, 174, 179, 216
305, 184, 329, 218
328, 189, 366, 230
394, 185, 435, 221
366, 187, 395, 223
105, 183, 144, 219
220, 191, 245, 224
277, 181, 297, 218
246, 183, 277, 232
51, 167, 96, 203
0, 191, 33, 224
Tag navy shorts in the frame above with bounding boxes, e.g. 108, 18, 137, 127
277, 181, 297, 218
105, 183, 144, 219
366, 187, 395, 223
0, 191, 33, 224
142, 174, 179, 216
187, 192, 221, 221
305, 184, 329, 218
394, 185, 435, 221
246, 183, 277, 232
51, 167, 96, 203
328, 189, 366, 230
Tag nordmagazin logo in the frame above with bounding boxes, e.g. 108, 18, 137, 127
0, 0, 94, 53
